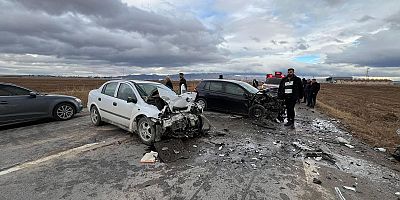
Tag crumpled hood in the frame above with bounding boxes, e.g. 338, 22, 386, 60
158, 88, 196, 111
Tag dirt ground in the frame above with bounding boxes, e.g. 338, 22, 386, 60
317, 84, 400, 151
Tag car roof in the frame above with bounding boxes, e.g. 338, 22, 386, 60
104, 80, 162, 84
201, 79, 249, 84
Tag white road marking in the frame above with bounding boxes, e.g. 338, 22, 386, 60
0, 137, 129, 176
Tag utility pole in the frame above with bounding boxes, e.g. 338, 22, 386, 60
366, 67, 370, 80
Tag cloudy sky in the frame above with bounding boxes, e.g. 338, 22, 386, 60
1, 0, 400, 79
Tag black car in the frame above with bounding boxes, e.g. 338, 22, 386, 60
195, 79, 284, 120
0, 83, 83, 126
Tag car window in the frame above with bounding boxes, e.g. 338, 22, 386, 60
209, 81, 223, 92
102, 82, 118, 97
117, 83, 136, 101
204, 81, 210, 90
0, 85, 31, 96
225, 83, 245, 95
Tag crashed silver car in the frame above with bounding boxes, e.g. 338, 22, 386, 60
87, 80, 204, 145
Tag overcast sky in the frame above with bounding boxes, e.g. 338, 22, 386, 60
1, 0, 400, 79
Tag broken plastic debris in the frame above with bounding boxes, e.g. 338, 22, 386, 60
374, 147, 386, 152
219, 154, 225, 157
161, 147, 169, 151
336, 137, 350, 144
251, 164, 257, 168
312, 178, 322, 184
140, 151, 158, 163
219, 146, 223, 150
193, 145, 197, 148
342, 186, 356, 192
315, 157, 322, 161
395, 192, 400, 196
173, 150, 180, 154
344, 144, 355, 149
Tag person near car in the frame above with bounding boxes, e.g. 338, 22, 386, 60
164, 76, 173, 91
301, 78, 307, 103
303, 79, 311, 103
278, 68, 304, 127
179, 72, 187, 94
252, 79, 259, 88
308, 78, 320, 108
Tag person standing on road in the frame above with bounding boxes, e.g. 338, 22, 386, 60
309, 78, 320, 108
301, 78, 307, 103
164, 76, 173, 91
303, 79, 311, 103
252, 79, 259, 88
278, 68, 304, 127
179, 72, 187, 94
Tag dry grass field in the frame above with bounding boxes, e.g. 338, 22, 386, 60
317, 84, 400, 151
2, 77, 399, 151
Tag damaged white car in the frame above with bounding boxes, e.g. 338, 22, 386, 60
87, 80, 204, 145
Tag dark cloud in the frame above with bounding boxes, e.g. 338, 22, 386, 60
297, 43, 309, 50
357, 15, 375, 23
279, 41, 288, 44
271, 40, 277, 45
0, 0, 226, 67
326, 29, 400, 67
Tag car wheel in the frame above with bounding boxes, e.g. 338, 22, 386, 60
137, 117, 156, 145
249, 104, 265, 119
90, 106, 102, 126
53, 103, 75, 120
196, 98, 207, 110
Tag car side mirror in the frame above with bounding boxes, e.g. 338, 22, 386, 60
127, 97, 137, 103
29, 92, 37, 98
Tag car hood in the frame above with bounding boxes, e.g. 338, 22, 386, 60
158, 88, 197, 110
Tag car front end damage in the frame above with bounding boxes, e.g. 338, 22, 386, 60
249, 91, 285, 121
145, 89, 205, 142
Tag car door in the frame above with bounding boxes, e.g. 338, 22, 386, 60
0, 84, 48, 124
207, 81, 225, 111
97, 82, 118, 121
223, 83, 248, 114
112, 83, 140, 128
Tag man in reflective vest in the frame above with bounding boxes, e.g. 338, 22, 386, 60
278, 68, 304, 127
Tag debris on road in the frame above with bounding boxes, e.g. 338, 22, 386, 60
342, 186, 356, 192
154, 139, 190, 163
140, 151, 158, 163
312, 178, 322, 184
336, 137, 350, 144
344, 144, 355, 149
252, 120, 277, 130
292, 142, 313, 151
374, 147, 387, 152
395, 192, 400, 196
392, 146, 400, 161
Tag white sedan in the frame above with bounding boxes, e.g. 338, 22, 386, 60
87, 80, 204, 145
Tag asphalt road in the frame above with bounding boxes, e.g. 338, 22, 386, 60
0, 107, 399, 200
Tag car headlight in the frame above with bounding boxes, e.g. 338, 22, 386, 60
75, 98, 82, 104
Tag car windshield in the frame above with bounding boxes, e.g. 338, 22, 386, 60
134, 82, 176, 98
236, 81, 259, 94
265, 78, 281, 85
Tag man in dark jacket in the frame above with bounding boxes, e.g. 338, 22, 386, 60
309, 79, 320, 108
278, 68, 304, 127
179, 72, 187, 94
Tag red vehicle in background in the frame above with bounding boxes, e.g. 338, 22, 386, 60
262, 72, 285, 95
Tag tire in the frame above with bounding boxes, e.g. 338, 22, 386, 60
90, 106, 102, 126
249, 104, 266, 119
53, 103, 76, 121
196, 98, 207, 110
137, 117, 156, 145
